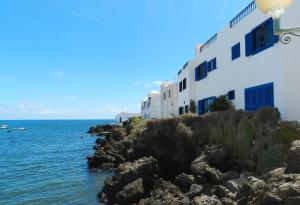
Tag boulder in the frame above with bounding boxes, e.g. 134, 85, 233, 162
138, 179, 190, 205
277, 181, 300, 199
286, 140, 300, 173
221, 198, 238, 205
174, 173, 195, 191
115, 178, 144, 205
226, 180, 239, 193
192, 195, 222, 205
187, 184, 203, 198
267, 167, 286, 182
257, 192, 282, 205
205, 167, 224, 183
211, 185, 230, 199
191, 155, 209, 175
102, 157, 158, 202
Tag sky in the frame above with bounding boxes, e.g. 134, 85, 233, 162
0, 0, 251, 120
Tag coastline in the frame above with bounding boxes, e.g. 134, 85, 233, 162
87, 108, 300, 205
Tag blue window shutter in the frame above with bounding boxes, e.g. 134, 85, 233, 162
213, 58, 217, 70
265, 83, 274, 107
207, 61, 212, 72
203, 61, 208, 78
245, 32, 253, 57
198, 100, 203, 115
195, 66, 199, 81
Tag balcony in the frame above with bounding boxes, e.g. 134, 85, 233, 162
230, 1, 256, 28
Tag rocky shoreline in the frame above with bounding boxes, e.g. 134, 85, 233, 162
87, 108, 300, 205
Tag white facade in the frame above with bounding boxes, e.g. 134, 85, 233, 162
160, 81, 179, 118
115, 113, 141, 124
192, 0, 300, 121
177, 60, 196, 115
141, 91, 161, 119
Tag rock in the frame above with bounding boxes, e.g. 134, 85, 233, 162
277, 181, 300, 199
226, 180, 239, 193
286, 140, 300, 173
283, 174, 300, 182
248, 176, 266, 190
267, 167, 286, 182
191, 155, 209, 175
187, 184, 203, 198
204, 167, 224, 183
174, 173, 195, 191
221, 198, 238, 205
192, 195, 222, 205
139, 179, 190, 205
102, 157, 158, 203
211, 185, 230, 198
257, 192, 282, 205
115, 178, 144, 205
284, 197, 300, 205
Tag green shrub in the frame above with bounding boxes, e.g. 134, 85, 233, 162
209, 95, 232, 112
257, 144, 282, 174
275, 122, 300, 144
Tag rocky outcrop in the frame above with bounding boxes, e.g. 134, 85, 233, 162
101, 157, 157, 204
87, 108, 300, 204
286, 140, 300, 173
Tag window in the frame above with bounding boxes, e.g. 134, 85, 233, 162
179, 107, 184, 115
211, 58, 217, 71
245, 18, 279, 56
179, 82, 183, 92
169, 90, 171, 98
195, 62, 208, 81
198, 97, 216, 115
183, 78, 187, 90
228, 90, 235, 100
207, 58, 217, 72
185, 105, 189, 113
231, 43, 240, 60
245, 83, 274, 111
163, 92, 166, 100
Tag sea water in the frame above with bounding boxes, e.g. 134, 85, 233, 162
0, 120, 114, 205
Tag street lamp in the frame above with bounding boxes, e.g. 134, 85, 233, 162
255, 0, 300, 43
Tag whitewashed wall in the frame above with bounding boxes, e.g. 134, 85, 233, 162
193, 1, 300, 121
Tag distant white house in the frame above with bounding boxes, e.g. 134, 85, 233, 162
177, 60, 196, 115
160, 81, 178, 118
115, 112, 141, 124
141, 91, 161, 119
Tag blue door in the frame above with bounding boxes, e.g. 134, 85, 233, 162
245, 82, 274, 111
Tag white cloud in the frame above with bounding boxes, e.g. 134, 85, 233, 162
153, 80, 163, 86
97, 104, 129, 115
50, 70, 65, 79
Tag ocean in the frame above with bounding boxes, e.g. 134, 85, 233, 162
0, 120, 114, 205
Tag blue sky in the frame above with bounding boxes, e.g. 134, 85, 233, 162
0, 0, 250, 120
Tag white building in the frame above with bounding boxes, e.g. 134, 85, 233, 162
177, 60, 196, 115
160, 81, 179, 118
141, 91, 161, 119
115, 112, 141, 124
192, 0, 300, 121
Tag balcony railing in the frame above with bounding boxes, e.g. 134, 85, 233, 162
199, 34, 217, 53
230, 1, 256, 28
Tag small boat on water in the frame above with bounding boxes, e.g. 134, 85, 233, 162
13, 127, 27, 131
0, 125, 9, 129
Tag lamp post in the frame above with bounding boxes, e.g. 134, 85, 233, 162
255, 0, 300, 44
